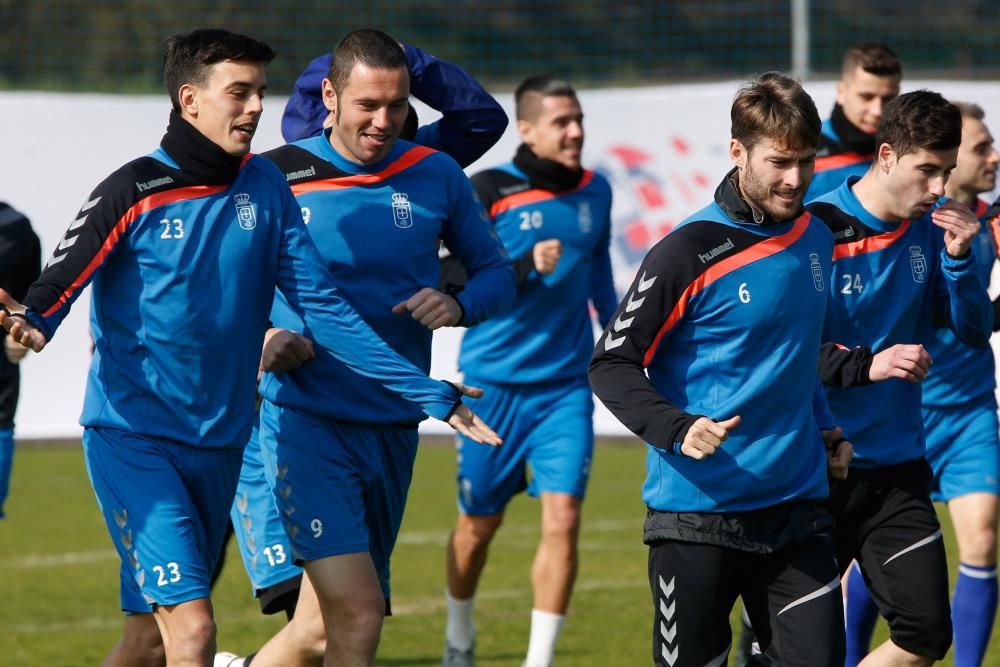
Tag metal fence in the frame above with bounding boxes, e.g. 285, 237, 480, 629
1, 0, 999, 93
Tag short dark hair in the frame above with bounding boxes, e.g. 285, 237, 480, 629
327, 29, 407, 94
163, 29, 275, 113
876, 90, 962, 157
841, 42, 902, 78
731, 72, 820, 152
515, 75, 577, 121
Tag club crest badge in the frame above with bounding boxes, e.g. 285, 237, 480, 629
392, 192, 413, 228
234, 193, 257, 230
909, 245, 927, 283
809, 252, 825, 292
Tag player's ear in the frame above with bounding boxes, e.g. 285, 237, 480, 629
730, 139, 748, 170
877, 143, 895, 173
177, 83, 198, 117
321, 78, 337, 113
517, 118, 535, 147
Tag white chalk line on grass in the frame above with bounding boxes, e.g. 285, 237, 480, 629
10, 577, 646, 634
5, 519, 637, 569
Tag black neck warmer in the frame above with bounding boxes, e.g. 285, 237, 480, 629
160, 110, 245, 185
512, 143, 584, 192
829, 103, 877, 156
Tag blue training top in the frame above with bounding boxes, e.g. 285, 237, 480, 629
810, 177, 992, 467
22, 145, 462, 449
459, 161, 617, 385
590, 171, 836, 513
259, 134, 514, 425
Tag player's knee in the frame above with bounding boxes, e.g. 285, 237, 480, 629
958, 524, 998, 565
336, 598, 385, 639
456, 513, 503, 549
170, 614, 217, 657
542, 501, 581, 541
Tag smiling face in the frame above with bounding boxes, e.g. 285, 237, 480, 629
946, 115, 999, 204
322, 62, 410, 165
177, 59, 266, 157
731, 137, 816, 221
518, 94, 585, 170
879, 144, 957, 219
836, 66, 900, 135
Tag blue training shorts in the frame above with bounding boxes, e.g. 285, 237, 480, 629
258, 399, 418, 598
82, 427, 243, 613
230, 422, 302, 595
456, 377, 594, 516
923, 395, 1000, 502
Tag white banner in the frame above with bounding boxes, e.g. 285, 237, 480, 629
3, 79, 1000, 438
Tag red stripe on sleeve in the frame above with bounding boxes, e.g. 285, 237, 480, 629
42, 184, 228, 318
831, 220, 910, 260
641, 213, 813, 367
290, 146, 437, 195
489, 171, 595, 218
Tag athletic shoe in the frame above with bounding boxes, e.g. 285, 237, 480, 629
442, 640, 475, 667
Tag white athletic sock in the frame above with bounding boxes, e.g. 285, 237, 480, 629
525, 608, 565, 666
445, 589, 476, 651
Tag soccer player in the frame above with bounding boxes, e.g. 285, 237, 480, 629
219, 33, 507, 613
590, 72, 851, 667
0, 29, 499, 667
441, 74, 617, 667
215, 29, 514, 667
811, 90, 992, 667
280, 42, 508, 166
0, 202, 40, 519
215, 34, 512, 667
805, 42, 901, 201
839, 101, 1000, 667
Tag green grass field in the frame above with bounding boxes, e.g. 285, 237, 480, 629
0, 438, 995, 666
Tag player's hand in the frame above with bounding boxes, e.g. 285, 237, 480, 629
932, 200, 981, 258
680, 415, 741, 460
259, 328, 315, 378
0, 289, 46, 353
868, 343, 932, 383
447, 403, 502, 447
3, 335, 29, 363
533, 239, 563, 275
822, 427, 854, 480
392, 288, 462, 330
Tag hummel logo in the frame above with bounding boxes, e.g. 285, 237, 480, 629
276, 463, 289, 480
285, 166, 316, 181
662, 644, 678, 666
498, 183, 531, 197
698, 237, 735, 264
136, 176, 174, 192
121, 529, 133, 551
235, 492, 249, 514
113, 509, 128, 529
